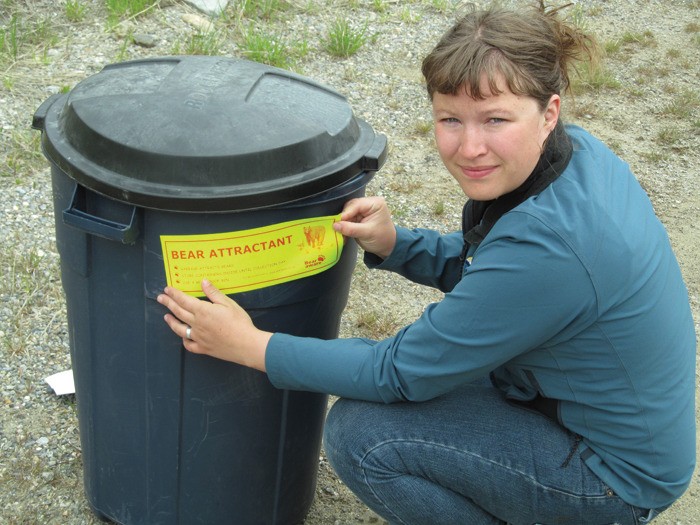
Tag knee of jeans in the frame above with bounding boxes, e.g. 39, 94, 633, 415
324, 399, 360, 461
323, 398, 369, 481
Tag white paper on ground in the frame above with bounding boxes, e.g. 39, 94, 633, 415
45, 369, 75, 395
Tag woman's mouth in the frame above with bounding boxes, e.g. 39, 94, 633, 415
461, 165, 497, 179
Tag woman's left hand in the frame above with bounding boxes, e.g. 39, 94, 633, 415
157, 279, 272, 371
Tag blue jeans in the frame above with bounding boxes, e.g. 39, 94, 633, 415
323, 379, 664, 525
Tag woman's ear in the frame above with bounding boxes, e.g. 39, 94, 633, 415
543, 94, 561, 132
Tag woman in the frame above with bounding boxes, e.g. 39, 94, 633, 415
157, 3, 695, 524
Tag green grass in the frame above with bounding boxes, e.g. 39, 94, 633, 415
1, 14, 55, 64
571, 61, 620, 93
234, 24, 309, 68
237, 0, 289, 20
656, 127, 683, 148
428, 0, 450, 13
660, 88, 700, 119
324, 19, 367, 58
414, 120, 433, 135
238, 28, 289, 67
399, 7, 421, 23
65, 0, 88, 22
105, 0, 158, 26
355, 309, 399, 340
1, 14, 21, 61
173, 28, 227, 56
620, 30, 657, 48
2, 130, 44, 181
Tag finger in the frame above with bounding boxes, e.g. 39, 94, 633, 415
157, 293, 194, 326
157, 287, 204, 323
201, 279, 233, 307
339, 197, 377, 222
333, 219, 367, 240
163, 312, 189, 338
164, 286, 202, 310
182, 338, 206, 355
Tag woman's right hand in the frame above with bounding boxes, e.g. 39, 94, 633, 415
333, 196, 397, 259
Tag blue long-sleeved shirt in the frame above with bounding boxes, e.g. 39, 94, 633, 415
265, 125, 696, 509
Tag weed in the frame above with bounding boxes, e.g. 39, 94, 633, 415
342, 65, 357, 83
567, 4, 588, 30
3, 130, 44, 179
1, 14, 22, 61
182, 28, 226, 56
625, 86, 645, 99
660, 88, 700, 119
65, 0, 87, 23
324, 19, 367, 58
656, 127, 683, 147
640, 151, 669, 164
355, 310, 398, 340
429, 0, 450, 13
238, 28, 289, 67
1, 12, 57, 65
105, 0, 158, 25
603, 38, 622, 55
620, 30, 657, 48
414, 120, 433, 135
572, 62, 620, 93
371, 0, 387, 13
114, 33, 132, 61
399, 7, 420, 24
238, 0, 288, 20
432, 200, 445, 216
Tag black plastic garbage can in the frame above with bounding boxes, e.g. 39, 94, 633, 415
32, 56, 387, 525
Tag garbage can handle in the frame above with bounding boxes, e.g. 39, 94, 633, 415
63, 184, 141, 244
32, 93, 67, 131
361, 134, 388, 171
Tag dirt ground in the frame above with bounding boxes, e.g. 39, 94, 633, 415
1, 0, 699, 524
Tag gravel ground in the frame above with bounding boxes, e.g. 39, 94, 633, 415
1, 0, 699, 524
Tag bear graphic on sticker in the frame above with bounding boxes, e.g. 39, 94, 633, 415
303, 226, 325, 248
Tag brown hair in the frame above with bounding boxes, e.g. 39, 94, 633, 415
421, 1, 598, 109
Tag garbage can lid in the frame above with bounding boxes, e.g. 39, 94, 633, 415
33, 56, 387, 212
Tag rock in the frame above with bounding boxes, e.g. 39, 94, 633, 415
183, 0, 229, 17
132, 33, 157, 48
182, 13, 214, 33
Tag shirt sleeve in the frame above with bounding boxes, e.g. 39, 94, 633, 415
265, 212, 597, 403
365, 227, 465, 293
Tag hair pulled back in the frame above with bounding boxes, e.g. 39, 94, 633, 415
421, 1, 598, 109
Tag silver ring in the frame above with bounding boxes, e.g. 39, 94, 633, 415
185, 326, 192, 340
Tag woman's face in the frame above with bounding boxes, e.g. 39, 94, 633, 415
432, 73, 560, 201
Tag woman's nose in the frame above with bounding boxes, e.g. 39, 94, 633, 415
458, 127, 487, 159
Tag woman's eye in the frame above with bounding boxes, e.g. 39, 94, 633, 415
441, 117, 460, 124
488, 117, 505, 124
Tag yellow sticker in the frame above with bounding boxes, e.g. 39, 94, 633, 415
160, 214, 344, 296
